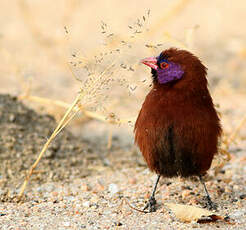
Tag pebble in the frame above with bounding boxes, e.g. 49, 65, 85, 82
128, 178, 136, 184
94, 183, 105, 192
188, 197, 198, 206
239, 194, 246, 199
52, 191, 58, 197
82, 201, 90, 207
81, 183, 90, 192
9, 114, 15, 122
45, 184, 55, 192
63, 221, 71, 227
233, 185, 239, 190
181, 190, 190, 199
108, 183, 119, 195
65, 196, 75, 202
144, 192, 150, 200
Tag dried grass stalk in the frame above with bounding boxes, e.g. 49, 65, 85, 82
17, 94, 81, 200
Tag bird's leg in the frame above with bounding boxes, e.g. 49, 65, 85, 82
143, 175, 160, 212
199, 175, 217, 210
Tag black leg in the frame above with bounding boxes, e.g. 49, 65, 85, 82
143, 175, 161, 212
199, 175, 217, 210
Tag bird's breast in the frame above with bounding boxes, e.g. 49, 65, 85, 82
134, 86, 221, 177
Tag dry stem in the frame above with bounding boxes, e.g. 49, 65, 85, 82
19, 94, 136, 125
17, 94, 81, 200
17, 61, 134, 199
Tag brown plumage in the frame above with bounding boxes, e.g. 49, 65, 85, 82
134, 48, 222, 212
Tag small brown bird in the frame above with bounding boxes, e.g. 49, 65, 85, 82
134, 48, 222, 212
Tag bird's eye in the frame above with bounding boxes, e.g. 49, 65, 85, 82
160, 62, 169, 69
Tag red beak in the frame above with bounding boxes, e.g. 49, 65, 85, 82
141, 56, 158, 70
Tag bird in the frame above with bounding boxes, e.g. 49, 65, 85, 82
134, 48, 222, 212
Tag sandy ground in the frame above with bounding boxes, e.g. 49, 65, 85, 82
0, 95, 245, 229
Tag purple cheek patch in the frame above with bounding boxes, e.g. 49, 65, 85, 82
157, 62, 184, 84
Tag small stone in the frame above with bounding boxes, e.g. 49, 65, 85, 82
239, 194, 246, 199
82, 201, 90, 207
182, 190, 190, 199
125, 211, 133, 216
225, 187, 232, 193
94, 183, 105, 192
90, 196, 99, 203
191, 220, 199, 228
63, 222, 71, 227
81, 183, 90, 192
114, 222, 123, 226
144, 192, 150, 200
188, 197, 198, 206
9, 114, 15, 122
108, 183, 119, 195
52, 191, 58, 197
129, 178, 136, 184
45, 184, 55, 192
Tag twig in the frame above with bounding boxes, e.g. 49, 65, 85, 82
124, 198, 148, 214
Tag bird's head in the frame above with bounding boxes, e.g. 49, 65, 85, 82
141, 48, 207, 85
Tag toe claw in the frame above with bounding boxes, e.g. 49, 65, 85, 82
206, 196, 217, 211
143, 196, 157, 212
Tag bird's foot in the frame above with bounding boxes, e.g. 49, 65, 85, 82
143, 196, 157, 212
206, 196, 217, 211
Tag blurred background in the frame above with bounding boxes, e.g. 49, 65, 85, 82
1, 0, 246, 143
